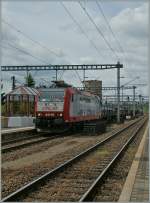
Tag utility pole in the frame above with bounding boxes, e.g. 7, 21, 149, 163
82, 67, 88, 89
139, 94, 141, 113
56, 69, 58, 81
139, 95, 144, 115
117, 62, 121, 123
133, 86, 136, 118
122, 86, 123, 103
142, 97, 144, 114
127, 96, 130, 115
11, 76, 16, 90
83, 69, 85, 83
26, 69, 29, 86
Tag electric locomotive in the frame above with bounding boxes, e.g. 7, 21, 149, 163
35, 87, 102, 132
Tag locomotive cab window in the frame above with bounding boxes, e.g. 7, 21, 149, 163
39, 89, 65, 102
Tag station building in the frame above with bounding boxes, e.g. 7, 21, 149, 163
2, 86, 39, 128
4, 86, 39, 116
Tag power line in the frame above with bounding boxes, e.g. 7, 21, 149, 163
74, 70, 83, 86
2, 19, 63, 58
79, 1, 119, 61
59, 70, 66, 80
96, 0, 125, 54
2, 40, 52, 78
2, 41, 49, 64
60, 2, 103, 58
96, 0, 128, 67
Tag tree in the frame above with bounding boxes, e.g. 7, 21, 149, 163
25, 73, 35, 87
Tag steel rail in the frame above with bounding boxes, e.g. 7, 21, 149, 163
2, 117, 144, 202
79, 118, 147, 202
2, 134, 41, 146
1, 134, 62, 153
2, 130, 68, 146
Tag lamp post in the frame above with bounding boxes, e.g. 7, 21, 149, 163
133, 86, 136, 118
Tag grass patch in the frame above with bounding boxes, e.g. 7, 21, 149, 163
96, 148, 109, 156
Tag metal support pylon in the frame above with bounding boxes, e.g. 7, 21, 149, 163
117, 62, 121, 123
133, 86, 136, 118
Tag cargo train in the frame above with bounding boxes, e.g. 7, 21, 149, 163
34, 87, 142, 133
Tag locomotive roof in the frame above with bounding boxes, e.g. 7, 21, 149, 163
37, 87, 100, 98
38, 87, 65, 92
71, 87, 100, 98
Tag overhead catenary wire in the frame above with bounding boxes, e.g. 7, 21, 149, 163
2, 42, 82, 87
2, 19, 62, 58
96, 0, 125, 54
2, 41, 50, 64
59, 70, 66, 80
2, 20, 53, 78
60, 2, 103, 58
2, 18, 71, 78
74, 70, 84, 86
96, 0, 128, 68
60, 1, 102, 86
79, 1, 119, 61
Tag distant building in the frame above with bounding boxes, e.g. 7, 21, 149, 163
83, 80, 102, 100
4, 86, 40, 116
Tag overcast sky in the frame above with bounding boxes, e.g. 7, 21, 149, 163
1, 0, 149, 98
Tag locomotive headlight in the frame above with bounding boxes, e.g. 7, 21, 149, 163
38, 113, 41, 116
60, 113, 62, 116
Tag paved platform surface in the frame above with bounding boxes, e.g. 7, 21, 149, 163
119, 124, 149, 202
130, 131, 149, 202
1, 126, 35, 134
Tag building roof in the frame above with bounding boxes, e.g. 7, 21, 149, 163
7, 86, 40, 96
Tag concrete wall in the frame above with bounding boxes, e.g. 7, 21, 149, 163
1, 117, 9, 128
1, 116, 35, 128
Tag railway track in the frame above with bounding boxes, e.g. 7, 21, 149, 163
2, 134, 41, 146
91, 119, 148, 202
1, 133, 63, 154
2, 129, 36, 143
79, 118, 147, 202
2, 116, 146, 202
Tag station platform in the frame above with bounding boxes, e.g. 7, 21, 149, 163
119, 124, 149, 202
1, 126, 35, 134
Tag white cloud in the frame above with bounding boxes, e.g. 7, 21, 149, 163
80, 56, 98, 64
111, 3, 148, 39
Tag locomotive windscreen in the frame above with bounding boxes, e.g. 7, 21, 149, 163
37, 88, 65, 112
39, 89, 64, 101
